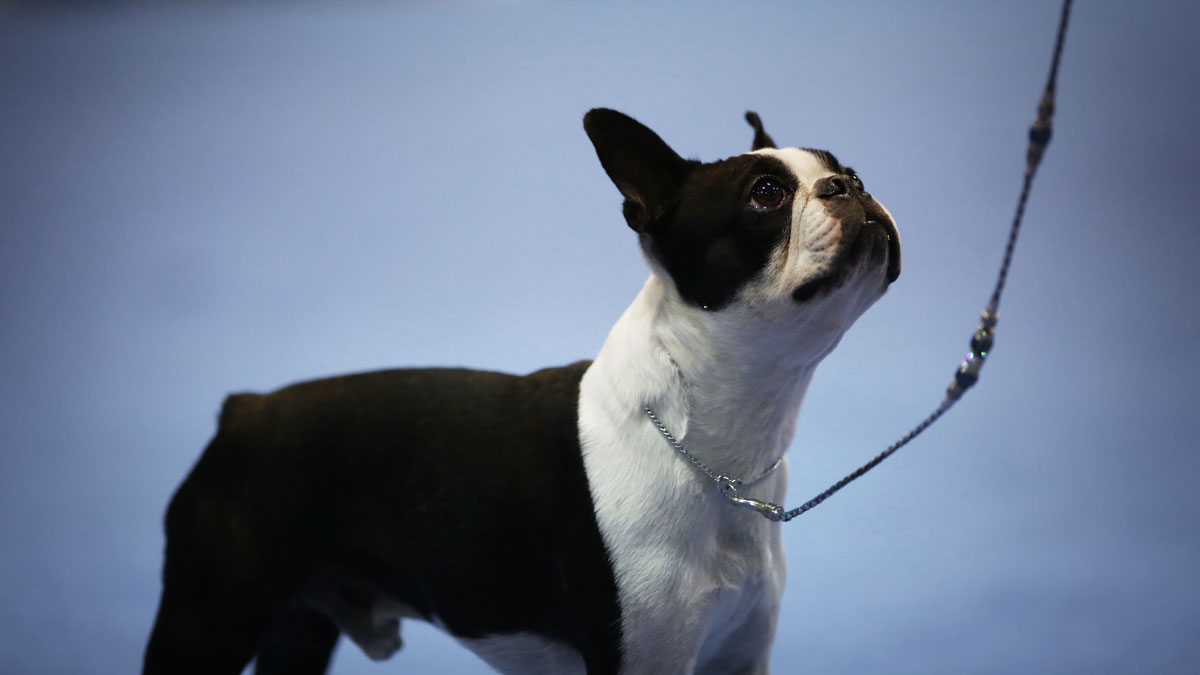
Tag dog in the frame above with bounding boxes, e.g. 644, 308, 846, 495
143, 108, 900, 674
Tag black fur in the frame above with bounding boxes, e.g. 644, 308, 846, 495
643, 153, 799, 310
144, 361, 622, 674
744, 111, 776, 150
584, 110, 897, 309
586, 109, 798, 310
145, 108, 898, 675
255, 604, 340, 675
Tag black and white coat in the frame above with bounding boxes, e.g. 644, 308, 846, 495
143, 109, 900, 675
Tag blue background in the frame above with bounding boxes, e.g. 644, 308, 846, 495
2, 1, 1198, 673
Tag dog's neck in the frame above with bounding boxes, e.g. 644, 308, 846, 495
589, 274, 832, 482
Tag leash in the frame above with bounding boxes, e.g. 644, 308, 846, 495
647, 0, 1073, 523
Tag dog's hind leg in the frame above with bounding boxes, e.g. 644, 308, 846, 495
144, 429, 306, 674
143, 492, 284, 674
254, 602, 341, 675
143, 539, 279, 674
143, 573, 272, 675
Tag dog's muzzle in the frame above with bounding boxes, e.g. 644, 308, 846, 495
792, 176, 901, 302
816, 174, 900, 282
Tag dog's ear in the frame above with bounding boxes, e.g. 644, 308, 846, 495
744, 111, 776, 151
584, 108, 695, 233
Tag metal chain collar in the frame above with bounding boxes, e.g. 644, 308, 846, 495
643, 406, 788, 521
646, 0, 1073, 523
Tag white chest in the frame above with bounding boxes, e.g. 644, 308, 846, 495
577, 347, 791, 669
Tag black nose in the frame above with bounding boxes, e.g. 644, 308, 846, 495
815, 175, 855, 199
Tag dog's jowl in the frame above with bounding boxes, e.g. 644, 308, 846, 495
143, 109, 900, 675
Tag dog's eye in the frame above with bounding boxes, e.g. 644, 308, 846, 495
749, 177, 789, 210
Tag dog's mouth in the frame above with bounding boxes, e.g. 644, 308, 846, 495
874, 217, 902, 283
792, 216, 901, 303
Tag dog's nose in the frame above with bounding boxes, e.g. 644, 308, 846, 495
814, 175, 857, 199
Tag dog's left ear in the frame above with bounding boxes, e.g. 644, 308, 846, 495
584, 108, 696, 234
744, 111, 776, 150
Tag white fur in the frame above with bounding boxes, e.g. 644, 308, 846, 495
457, 632, 586, 674
320, 595, 585, 673
331, 148, 896, 673
579, 148, 894, 672
317, 596, 586, 673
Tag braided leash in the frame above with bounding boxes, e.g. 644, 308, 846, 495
648, 0, 1073, 522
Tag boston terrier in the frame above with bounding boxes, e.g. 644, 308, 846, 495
143, 108, 900, 675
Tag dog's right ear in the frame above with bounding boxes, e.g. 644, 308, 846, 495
584, 108, 695, 233
744, 111, 776, 151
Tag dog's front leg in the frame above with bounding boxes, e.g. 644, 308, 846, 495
616, 573, 782, 674
617, 611, 707, 675
692, 596, 781, 675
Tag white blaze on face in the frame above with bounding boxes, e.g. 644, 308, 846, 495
732, 147, 892, 346
746, 147, 842, 299
750, 146, 833, 192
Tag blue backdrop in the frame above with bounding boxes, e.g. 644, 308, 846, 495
2, 1, 1198, 673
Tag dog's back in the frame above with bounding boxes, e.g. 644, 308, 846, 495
144, 362, 623, 674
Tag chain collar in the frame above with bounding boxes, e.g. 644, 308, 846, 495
643, 407, 788, 522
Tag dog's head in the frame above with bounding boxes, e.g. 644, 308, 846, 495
584, 108, 900, 349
